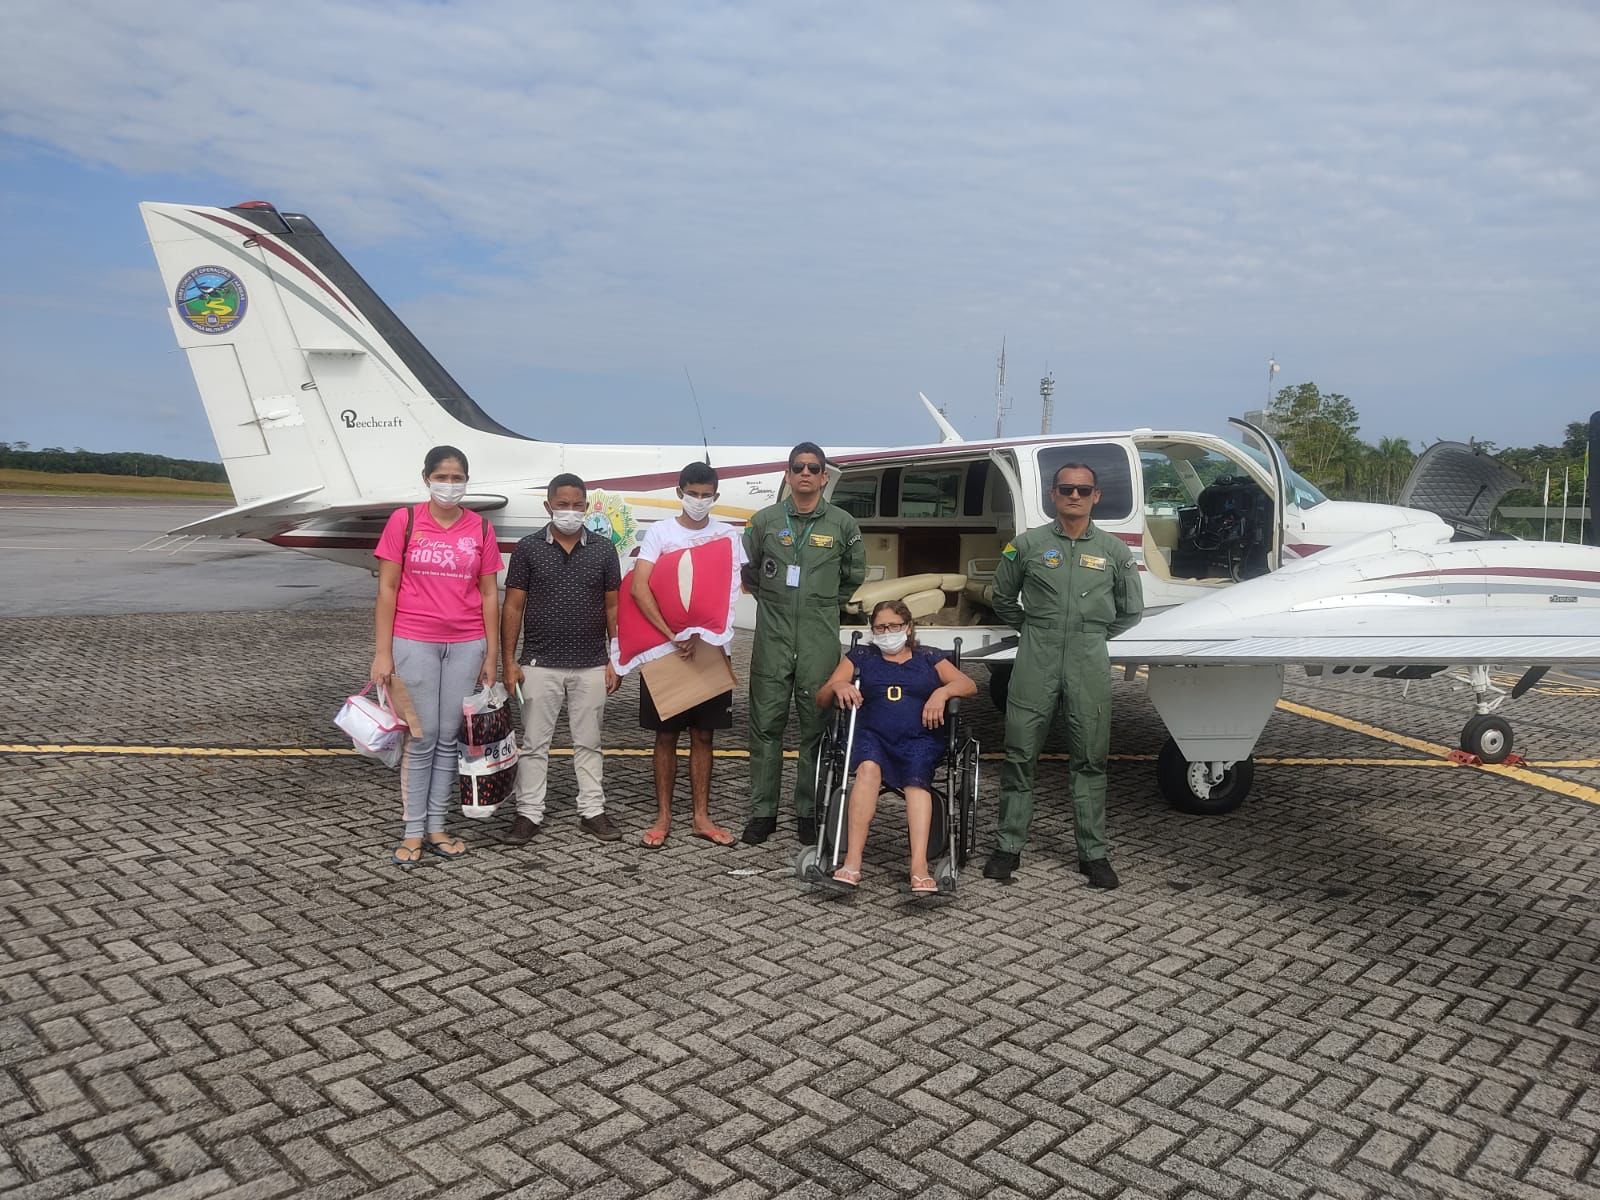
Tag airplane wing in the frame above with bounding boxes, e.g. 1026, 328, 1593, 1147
169, 491, 508, 539
1111, 605, 1600, 667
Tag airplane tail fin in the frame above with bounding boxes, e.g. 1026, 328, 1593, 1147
140, 201, 535, 510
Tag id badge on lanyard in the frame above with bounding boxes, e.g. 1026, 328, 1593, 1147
784, 515, 819, 589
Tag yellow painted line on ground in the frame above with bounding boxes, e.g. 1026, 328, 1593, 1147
1274, 698, 1600, 807
2, 742, 1594, 774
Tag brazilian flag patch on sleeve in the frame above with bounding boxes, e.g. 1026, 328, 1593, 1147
1001, 542, 1017, 560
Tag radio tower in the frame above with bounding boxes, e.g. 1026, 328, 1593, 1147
993, 337, 1012, 437
1039, 370, 1055, 434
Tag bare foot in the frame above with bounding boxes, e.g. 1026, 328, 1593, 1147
690, 821, 737, 846
642, 820, 671, 849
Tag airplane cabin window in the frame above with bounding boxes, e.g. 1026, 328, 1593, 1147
879, 468, 901, 518
1036, 444, 1133, 521
963, 461, 990, 517
831, 473, 878, 519
900, 468, 961, 519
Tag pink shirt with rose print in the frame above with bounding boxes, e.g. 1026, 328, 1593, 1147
375, 505, 505, 643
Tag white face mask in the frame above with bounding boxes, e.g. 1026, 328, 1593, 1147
873, 630, 909, 653
680, 494, 715, 521
429, 481, 467, 506
550, 509, 586, 535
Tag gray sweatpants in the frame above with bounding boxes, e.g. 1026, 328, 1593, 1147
393, 636, 485, 839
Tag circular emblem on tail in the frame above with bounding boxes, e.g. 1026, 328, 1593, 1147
175, 266, 248, 335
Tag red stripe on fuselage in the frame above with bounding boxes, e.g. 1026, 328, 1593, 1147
1376, 565, 1600, 584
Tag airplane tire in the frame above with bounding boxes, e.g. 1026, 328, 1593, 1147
1156, 737, 1253, 816
988, 665, 1011, 713
1460, 714, 1513, 764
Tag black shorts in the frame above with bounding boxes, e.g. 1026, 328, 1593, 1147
639, 676, 734, 732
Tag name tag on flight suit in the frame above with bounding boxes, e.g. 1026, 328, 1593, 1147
786, 564, 801, 587
809, 533, 834, 547
1078, 554, 1108, 570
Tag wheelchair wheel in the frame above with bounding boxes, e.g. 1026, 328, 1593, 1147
795, 844, 819, 882
926, 790, 949, 862
955, 741, 979, 869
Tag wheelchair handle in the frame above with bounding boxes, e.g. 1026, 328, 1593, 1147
952, 636, 962, 669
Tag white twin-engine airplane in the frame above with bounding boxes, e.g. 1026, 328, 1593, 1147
142, 200, 1600, 814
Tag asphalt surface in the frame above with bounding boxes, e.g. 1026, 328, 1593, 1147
0, 494, 371, 616
2, 500, 1598, 1199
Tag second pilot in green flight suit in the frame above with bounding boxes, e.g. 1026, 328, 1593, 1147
984, 461, 1143, 889
740, 442, 867, 845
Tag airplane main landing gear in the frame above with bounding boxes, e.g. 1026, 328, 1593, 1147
1156, 738, 1254, 815
1454, 664, 1517, 764
1460, 714, 1514, 764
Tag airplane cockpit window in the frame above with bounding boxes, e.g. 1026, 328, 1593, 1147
1235, 445, 1328, 509
1036, 443, 1133, 521
830, 473, 878, 519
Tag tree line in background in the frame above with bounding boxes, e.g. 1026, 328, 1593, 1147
0, 442, 229, 483
1266, 382, 1591, 537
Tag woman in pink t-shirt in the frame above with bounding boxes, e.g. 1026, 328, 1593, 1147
371, 445, 505, 867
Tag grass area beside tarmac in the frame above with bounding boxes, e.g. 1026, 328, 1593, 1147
0, 468, 233, 500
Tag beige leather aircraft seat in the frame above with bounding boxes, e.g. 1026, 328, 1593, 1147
1141, 514, 1179, 582
848, 573, 967, 621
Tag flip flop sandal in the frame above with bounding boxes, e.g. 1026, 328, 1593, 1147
816, 866, 860, 895
909, 873, 939, 896
391, 845, 430, 869
423, 838, 467, 860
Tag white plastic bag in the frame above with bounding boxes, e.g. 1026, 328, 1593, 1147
459, 683, 518, 818
335, 683, 407, 768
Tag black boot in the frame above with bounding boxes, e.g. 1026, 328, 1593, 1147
741, 815, 777, 845
1079, 858, 1120, 890
983, 850, 1020, 881
796, 816, 818, 845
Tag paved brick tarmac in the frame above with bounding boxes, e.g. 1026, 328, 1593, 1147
2, 611, 1598, 1199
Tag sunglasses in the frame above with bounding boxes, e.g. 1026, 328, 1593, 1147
789, 462, 825, 475
1054, 484, 1096, 497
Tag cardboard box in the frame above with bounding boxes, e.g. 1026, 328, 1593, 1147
639, 647, 737, 720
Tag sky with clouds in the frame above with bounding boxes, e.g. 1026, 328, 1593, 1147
1, 1, 1596, 463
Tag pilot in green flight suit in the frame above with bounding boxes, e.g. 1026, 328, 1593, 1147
984, 461, 1143, 889
740, 442, 866, 845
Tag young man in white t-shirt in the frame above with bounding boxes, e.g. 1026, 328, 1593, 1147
631, 462, 748, 849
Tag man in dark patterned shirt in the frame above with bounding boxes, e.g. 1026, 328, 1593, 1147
501, 473, 622, 842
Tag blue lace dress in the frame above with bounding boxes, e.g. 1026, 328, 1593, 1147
845, 645, 950, 789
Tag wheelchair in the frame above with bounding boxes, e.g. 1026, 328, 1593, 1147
796, 635, 981, 896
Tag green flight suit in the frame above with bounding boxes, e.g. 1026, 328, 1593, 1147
743, 497, 866, 818
993, 520, 1143, 860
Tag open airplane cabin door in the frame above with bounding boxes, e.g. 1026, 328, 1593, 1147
1227, 416, 1288, 572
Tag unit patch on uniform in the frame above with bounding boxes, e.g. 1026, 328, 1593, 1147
809, 533, 834, 548
1042, 549, 1063, 568
1078, 554, 1107, 571
762, 556, 779, 578
1001, 542, 1018, 560
176, 265, 248, 335
778, 529, 795, 547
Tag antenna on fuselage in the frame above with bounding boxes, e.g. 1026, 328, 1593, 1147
993, 337, 1012, 437
683, 367, 711, 465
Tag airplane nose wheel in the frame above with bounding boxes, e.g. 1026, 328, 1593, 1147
1156, 738, 1254, 815
1460, 714, 1514, 764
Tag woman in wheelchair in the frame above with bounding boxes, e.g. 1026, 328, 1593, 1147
813, 600, 978, 894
